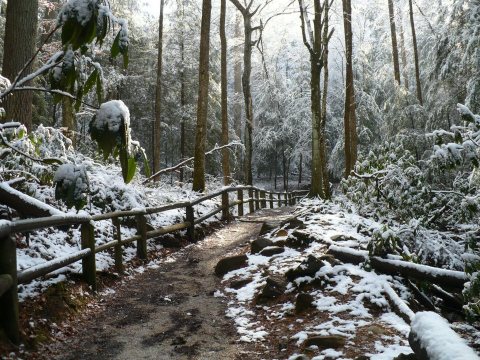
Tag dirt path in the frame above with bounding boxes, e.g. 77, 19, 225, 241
44, 208, 293, 360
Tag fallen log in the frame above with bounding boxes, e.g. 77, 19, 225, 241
409, 311, 479, 360
327, 245, 468, 288
0, 180, 62, 218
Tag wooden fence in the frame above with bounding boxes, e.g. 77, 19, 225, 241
0, 185, 308, 345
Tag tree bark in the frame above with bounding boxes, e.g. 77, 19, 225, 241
233, 14, 243, 182
409, 0, 423, 105
388, 0, 401, 85
2, 0, 39, 130
343, 0, 357, 178
179, 0, 186, 184
153, 0, 165, 181
230, 0, 258, 186
398, 10, 409, 90
298, 0, 330, 198
62, 97, 75, 146
192, 0, 212, 192
320, 0, 331, 199
220, 0, 231, 185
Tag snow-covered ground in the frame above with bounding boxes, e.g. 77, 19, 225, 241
216, 198, 480, 359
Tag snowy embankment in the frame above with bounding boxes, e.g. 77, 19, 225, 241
215, 198, 480, 360
13, 162, 230, 300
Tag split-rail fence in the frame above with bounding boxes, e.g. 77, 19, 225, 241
0, 185, 308, 345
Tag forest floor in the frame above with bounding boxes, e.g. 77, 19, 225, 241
2, 200, 479, 360
24, 208, 294, 360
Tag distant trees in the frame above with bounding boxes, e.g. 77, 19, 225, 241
2, 0, 39, 130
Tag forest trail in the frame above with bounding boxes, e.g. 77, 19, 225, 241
43, 207, 295, 360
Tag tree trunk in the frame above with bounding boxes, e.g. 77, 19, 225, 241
409, 0, 423, 105
320, 0, 331, 199
233, 14, 243, 182
2, 0, 39, 130
343, 0, 357, 178
220, 0, 231, 185
387, 0, 401, 84
153, 0, 165, 181
62, 97, 75, 146
298, 153, 302, 186
242, 15, 254, 185
230, 0, 256, 186
179, 0, 186, 184
398, 10, 409, 90
192, 0, 212, 192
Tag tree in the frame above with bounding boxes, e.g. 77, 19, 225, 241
220, 0, 231, 185
192, 0, 212, 192
343, 0, 357, 177
409, 0, 423, 105
387, 0, 401, 84
153, 0, 165, 180
230, 0, 264, 186
298, 0, 332, 198
1, 0, 39, 130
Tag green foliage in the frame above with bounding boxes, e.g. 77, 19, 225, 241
50, 0, 129, 110
368, 225, 399, 257
89, 100, 146, 184
53, 164, 89, 210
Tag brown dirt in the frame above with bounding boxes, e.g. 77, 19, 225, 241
23, 208, 295, 360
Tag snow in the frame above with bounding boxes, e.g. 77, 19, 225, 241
0, 181, 63, 216
92, 100, 131, 133
410, 311, 480, 360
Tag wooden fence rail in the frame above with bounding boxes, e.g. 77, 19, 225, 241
0, 185, 308, 345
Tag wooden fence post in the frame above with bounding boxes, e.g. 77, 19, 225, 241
269, 193, 274, 209
221, 191, 230, 221
288, 193, 293, 205
255, 190, 260, 210
237, 189, 244, 216
284, 192, 288, 206
81, 222, 97, 291
260, 190, 266, 208
135, 215, 148, 260
112, 218, 123, 273
186, 204, 195, 242
0, 234, 20, 345
248, 188, 254, 213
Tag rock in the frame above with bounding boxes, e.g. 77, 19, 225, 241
280, 216, 307, 230
259, 221, 281, 235
285, 255, 323, 282
275, 229, 288, 237
259, 246, 285, 257
286, 230, 314, 249
256, 275, 287, 304
393, 354, 416, 360
304, 335, 346, 349
251, 237, 274, 254
158, 236, 183, 248
229, 278, 251, 289
354, 356, 370, 360
318, 254, 342, 266
214, 254, 248, 276
290, 355, 309, 360
330, 234, 356, 242
295, 292, 315, 314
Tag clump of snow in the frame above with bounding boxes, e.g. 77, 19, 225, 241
57, 0, 96, 26
410, 311, 480, 360
92, 100, 130, 134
